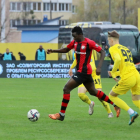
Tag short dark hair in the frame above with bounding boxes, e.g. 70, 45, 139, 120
72, 26, 83, 35
108, 30, 119, 38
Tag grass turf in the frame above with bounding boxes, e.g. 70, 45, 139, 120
0, 78, 140, 140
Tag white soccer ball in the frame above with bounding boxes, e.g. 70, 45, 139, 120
27, 109, 40, 122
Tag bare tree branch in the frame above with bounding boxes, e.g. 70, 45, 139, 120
70, 0, 140, 26
0, 0, 37, 42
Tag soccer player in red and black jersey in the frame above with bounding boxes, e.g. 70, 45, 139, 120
47, 26, 120, 121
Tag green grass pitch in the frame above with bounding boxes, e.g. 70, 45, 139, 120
0, 78, 140, 140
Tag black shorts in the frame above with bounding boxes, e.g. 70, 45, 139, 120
72, 72, 93, 85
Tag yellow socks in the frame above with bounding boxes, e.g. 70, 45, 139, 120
133, 100, 140, 109
99, 99, 112, 114
78, 93, 91, 105
109, 94, 130, 111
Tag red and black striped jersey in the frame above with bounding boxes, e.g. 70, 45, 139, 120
67, 38, 102, 74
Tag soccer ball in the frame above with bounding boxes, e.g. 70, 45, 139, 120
27, 109, 40, 122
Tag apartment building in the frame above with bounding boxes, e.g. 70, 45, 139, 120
1, 0, 82, 43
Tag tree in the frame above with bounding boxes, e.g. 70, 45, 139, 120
70, 0, 140, 27
69, 0, 85, 23
111, 0, 140, 25
0, 0, 37, 43
69, 0, 109, 23
0, 0, 11, 43
84, 0, 109, 21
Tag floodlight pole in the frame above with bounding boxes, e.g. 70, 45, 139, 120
50, 0, 52, 19
1, 0, 5, 43
123, 0, 126, 24
109, 0, 111, 22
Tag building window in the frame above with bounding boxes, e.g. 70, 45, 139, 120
59, 3, 65, 11
33, 3, 36, 10
11, 3, 16, 10
38, 3, 41, 11
11, 20, 16, 27
72, 5, 76, 13
49, 3, 57, 11
59, 3, 61, 11
23, 20, 28, 25
10, 19, 41, 28
10, 20, 21, 28
10, 2, 72, 12
43, 3, 50, 11
54, 3, 57, 11
62, 3, 64, 11
43, 3, 46, 11
28, 3, 31, 11
22, 2, 41, 11
22, 20, 41, 25
66, 4, 68, 11
33, 20, 36, 25
51, 3, 53, 11
62, 20, 64, 25
59, 3, 71, 12
37, 20, 41, 24
28, 20, 33, 25
59, 20, 69, 25
17, 20, 21, 25
47, 3, 50, 10
17, 3, 21, 11
23, 2, 27, 11
10, 2, 21, 11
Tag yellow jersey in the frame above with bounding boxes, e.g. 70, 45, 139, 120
71, 53, 96, 72
109, 44, 136, 79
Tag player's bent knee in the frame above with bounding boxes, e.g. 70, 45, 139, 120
89, 92, 96, 96
63, 85, 71, 93
78, 93, 87, 102
88, 89, 97, 96
78, 93, 85, 98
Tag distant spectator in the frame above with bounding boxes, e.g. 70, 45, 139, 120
131, 48, 137, 55
1, 48, 15, 60
35, 45, 46, 60
18, 52, 26, 60
104, 45, 109, 56
127, 46, 131, 50
10, 52, 16, 60
0, 53, 3, 60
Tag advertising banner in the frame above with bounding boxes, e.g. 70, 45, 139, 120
0, 61, 110, 78
0, 61, 75, 78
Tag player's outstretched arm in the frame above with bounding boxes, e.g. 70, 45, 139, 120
46, 48, 70, 54
96, 49, 105, 75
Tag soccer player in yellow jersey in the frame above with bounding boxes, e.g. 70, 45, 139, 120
108, 30, 140, 125
69, 52, 114, 118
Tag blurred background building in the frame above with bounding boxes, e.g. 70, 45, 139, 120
1, 0, 82, 43
1, 0, 140, 43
